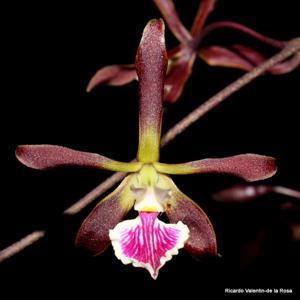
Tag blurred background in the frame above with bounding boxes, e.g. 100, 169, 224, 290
1, 0, 300, 298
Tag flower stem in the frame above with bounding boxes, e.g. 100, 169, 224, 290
1, 37, 299, 263
64, 172, 127, 215
274, 186, 300, 199
0, 231, 45, 263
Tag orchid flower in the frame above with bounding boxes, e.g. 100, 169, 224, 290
87, 0, 300, 103
15, 20, 277, 279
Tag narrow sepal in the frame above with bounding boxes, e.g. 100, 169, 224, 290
154, 154, 277, 182
201, 21, 285, 49
191, 0, 217, 38
75, 175, 135, 255
16, 144, 142, 172
136, 19, 167, 162
153, 0, 191, 43
86, 64, 136, 92
199, 45, 254, 70
164, 48, 196, 103
232, 44, 300, 74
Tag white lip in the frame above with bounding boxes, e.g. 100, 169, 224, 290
133, 187, 165, 212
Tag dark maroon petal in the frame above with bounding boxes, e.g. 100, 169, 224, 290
136, 19, 167, 162
191, 0, 217, 43
233, 44, 300, 74
233, 44, 267, 65
200, 21, 285, 49
199, 46, 254, 71
199, 44, 300, 74
155, 154, 277, 182
153, 0, 191, 43
165, 178, 217, 256
164, 48, 196, 103
195, 155, 277, 181
86, 64, 136, 92
213, 185, 272, 203
16, 144, 141, 172
75, 175, 135, 255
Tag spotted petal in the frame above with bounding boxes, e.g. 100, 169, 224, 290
16, 144, 141, 172
76, 175, 135, 255
136, 19, 167, 162
162, 176, 217, 256
109, 211, 189, 279
154, 154, 277, 182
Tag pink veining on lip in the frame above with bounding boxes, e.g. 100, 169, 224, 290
123, 212, 178, 272
110, 211, 189, 279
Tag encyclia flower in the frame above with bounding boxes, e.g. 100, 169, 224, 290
87, 0, 300, 103
16, 19, 277, 279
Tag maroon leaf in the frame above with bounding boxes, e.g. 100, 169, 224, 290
165, 177, 217, 256
16, 144, 141, 172
76, 175, 135, 255
86, 64, 136, 92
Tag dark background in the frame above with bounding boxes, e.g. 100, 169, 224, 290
1, 0, 300, 298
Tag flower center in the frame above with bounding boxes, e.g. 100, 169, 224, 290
131, 164, 172, 212
131, 186, 171, 212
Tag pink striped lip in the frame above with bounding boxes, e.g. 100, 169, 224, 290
109, 211, 189, 279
